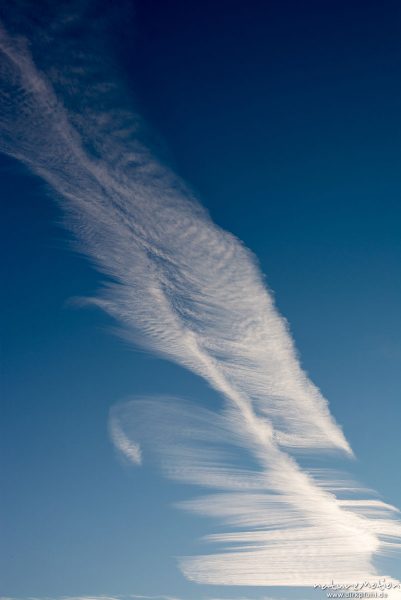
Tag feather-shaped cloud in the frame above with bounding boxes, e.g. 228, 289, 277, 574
0, 8, 400, 590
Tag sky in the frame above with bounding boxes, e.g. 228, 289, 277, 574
1, 0, 401, 599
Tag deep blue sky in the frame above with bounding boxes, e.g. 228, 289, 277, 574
1, 0, 401, 596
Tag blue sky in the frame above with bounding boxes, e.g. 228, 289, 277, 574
1, 1, 401, 598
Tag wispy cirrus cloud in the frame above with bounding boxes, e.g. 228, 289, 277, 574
109, 416, 142, 465
0, 2, 400, 590
111, 397, 401, 587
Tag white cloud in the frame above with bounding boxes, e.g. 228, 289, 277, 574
111, 397, 401, 585
0, 10, 400, 589
109, 416, 142, 465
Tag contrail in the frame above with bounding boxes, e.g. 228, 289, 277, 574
1, 5, 400, 590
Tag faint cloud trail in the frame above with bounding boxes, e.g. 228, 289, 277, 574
0, 5, 400, 589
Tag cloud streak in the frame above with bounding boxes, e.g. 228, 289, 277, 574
109, 415, 142, 465
0, 4, 400, 589
111, 396, 401, 587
